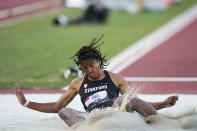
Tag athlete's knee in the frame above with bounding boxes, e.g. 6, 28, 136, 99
126, 98, 138, 111
126, 98, 147, 110
58, 108, 65, 118
58, 108, 85, 127
126, 98, 157, 116
58, 108, 74, 127
58, 108, 84, 119
58, 108, 70, 119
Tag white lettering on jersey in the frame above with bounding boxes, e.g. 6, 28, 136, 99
84, 85, 107, 93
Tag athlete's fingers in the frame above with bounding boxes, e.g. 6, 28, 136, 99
170, 99, 175, 104
171, 96, 178, 105
14, 87, 19, 95
173, 96, 178, 101
170, 100, 176, 105
169, 97, 178, 106
14, 83, 26, 105
14, 83, 19, 92
15, 84, 23, 95
15, 83, 21, 91
14, 86, 17, 93
164, 96, 178, 107
169, 96, 178, 102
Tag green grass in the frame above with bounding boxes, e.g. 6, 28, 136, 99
0, 0, 196, 89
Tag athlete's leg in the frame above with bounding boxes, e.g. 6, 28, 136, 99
58, 107, 86, 127
126, 97, 157, 117
113, 96, 157, 117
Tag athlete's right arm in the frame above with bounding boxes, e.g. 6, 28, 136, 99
14, 78, 82, 113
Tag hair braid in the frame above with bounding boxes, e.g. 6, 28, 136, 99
70, 35, 108, 69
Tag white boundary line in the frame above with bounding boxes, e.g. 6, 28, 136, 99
0, 8, 63, 28
62, 76, 197, 90
125, 77, 197, 82
107, 4, 197, 73
0, 0, 63, 28
0, 0, 62, 18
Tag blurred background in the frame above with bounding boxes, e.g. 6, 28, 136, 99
0, 0, 196, 89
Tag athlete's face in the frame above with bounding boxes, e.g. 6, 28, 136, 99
80, 58, 101, 80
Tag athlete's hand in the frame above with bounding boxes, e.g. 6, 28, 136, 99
163, 95, 178, 107
14, 84, 27, 106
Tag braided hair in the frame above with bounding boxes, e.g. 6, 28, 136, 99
71, 35, 108, 69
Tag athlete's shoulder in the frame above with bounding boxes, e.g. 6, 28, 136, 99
71, 76, 84, 83
108, 71, 125, 81
107, 71, 128, 94
69, 76, 84, 92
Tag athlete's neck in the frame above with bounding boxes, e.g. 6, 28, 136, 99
88, 70, 105, 81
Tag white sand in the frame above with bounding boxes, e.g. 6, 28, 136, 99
1, 94, 197, 131
0, 94, 83, 131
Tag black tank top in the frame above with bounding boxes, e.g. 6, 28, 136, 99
79, 70, 120, 112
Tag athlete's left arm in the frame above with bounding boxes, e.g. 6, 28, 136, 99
117, 75, 179, 110
148, 95, 178, 110
110, 73, 178, 110
110, 72, 178, 110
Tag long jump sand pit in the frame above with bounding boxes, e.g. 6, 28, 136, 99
1, 94, 197, 131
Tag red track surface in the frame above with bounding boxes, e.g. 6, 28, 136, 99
128, 82, 197, 94
0, 0, 44, 10
120, 18, 197, 94
120, 18, 197, 77
0, 0, 63, 23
